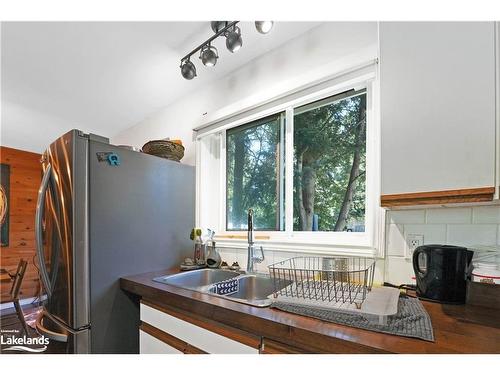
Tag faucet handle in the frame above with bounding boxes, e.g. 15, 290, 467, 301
254, 246, 265, 263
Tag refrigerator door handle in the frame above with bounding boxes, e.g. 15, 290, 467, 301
35, 163, 54, 298
36, 310, 68, 343
36, 309, 90, 343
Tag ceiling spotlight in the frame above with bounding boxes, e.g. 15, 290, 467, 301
200, 45, 218, 67
211, 21, 228, 33
225, 26, 242, 53
255, 21, 274, 34
180, 59, 196, 80
179, 21, 275, 81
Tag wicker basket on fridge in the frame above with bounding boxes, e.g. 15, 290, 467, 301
142, 139, 185, 162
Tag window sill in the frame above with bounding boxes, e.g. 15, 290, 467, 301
213, 237, 378, 257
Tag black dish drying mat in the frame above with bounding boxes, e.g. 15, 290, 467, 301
271, 296, 434, 342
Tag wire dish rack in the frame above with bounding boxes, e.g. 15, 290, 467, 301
268, 257, 376, 309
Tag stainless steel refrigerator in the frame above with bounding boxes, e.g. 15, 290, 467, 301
34, 130, 194, 353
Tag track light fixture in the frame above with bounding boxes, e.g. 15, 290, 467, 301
180, 59, 196, 80
180, 21, 274, 80
225, 26, 242, 53
255, 21, 274, 34
210, 21, 228, 34
200, 44, 218, 67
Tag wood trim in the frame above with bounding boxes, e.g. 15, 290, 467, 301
466, 282, 500, 312
215, 234, 270, 240
142, 299, 261, 350
140, 321, 191, 353
184, 343, 207, 354
140, 321, 207, 354
380, 187, 495, 207
260, 337, 307, 354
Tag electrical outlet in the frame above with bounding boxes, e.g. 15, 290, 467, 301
406, 234, 424, 258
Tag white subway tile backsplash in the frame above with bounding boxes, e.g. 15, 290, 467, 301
372, 261, 385, 285
425, 207, 472, 224
234, 248, 248, 271
387, 209, 425, 224
218, 248, 237, 264
225, 248, 275, 273
385, 257, 415, 285
254, 249, 274, 273
472, 206, 500, 224
403, 224, 446, 245
447, 224, 497, 247
272, 251, 300, 264
386, 224, 405, 256
385, 204, 500, 285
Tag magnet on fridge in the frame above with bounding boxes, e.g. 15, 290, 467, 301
107, 153, 120, 166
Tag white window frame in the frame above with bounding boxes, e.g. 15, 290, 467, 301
195, 61, 383, 257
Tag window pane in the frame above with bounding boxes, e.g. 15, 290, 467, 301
226, 114, 283, 231
293, 91, 366, 232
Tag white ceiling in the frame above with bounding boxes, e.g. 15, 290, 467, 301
1, 21, 320, 152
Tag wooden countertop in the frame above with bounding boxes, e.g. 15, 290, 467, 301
120, 269, 500, 354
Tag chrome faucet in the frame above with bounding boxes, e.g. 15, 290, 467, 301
246, 208, 264, 273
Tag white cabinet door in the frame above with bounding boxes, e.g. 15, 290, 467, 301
380, 22, 496, 196
140, 303, 258, 354
139, 330, 183, 354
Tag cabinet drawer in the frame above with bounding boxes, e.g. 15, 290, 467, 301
139, 330, 183, 354
140, 302, 258, 354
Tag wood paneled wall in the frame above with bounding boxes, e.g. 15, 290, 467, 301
0, 146, 42, 302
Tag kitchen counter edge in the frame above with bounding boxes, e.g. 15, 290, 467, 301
120, 269, 500, 354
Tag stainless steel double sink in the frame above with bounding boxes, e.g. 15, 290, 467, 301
153, 269, 291, 307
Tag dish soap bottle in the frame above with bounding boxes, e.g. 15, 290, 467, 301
191, 228, 205, 266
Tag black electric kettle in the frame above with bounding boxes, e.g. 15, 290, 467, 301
413, 244, 474, 304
